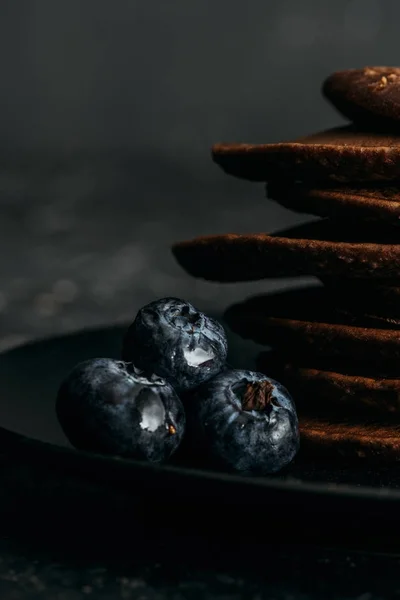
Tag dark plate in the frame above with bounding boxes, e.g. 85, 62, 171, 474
1, 319, 400, 554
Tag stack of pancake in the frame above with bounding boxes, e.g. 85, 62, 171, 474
173, 67, 400, 463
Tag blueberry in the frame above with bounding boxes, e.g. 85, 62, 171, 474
122, 297, 228, 392
56, 358, 185, 463
186, 369, 299, 475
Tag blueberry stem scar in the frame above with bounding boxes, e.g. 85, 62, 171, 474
241, 380, 274, 411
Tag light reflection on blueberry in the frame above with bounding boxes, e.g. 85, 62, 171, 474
183, 346, 215, 367
138, 390, 166, 433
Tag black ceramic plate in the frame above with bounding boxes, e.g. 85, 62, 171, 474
1, 318, 400, 552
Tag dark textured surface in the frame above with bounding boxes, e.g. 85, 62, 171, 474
3, 533, 400, 600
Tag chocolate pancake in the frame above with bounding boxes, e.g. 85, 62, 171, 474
299, 417, 400, 463
267, 182, 400, 226
172, 219, 400, 283
256, 349, 400, 463
323, 67, 400, 128
212, 126, 400, 184
321, 278, 400, 325
223, 286, 400, 372
256, 351, 400, 418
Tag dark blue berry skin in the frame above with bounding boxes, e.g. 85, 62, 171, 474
186, 369, 299, 475
122, 297, 228, 392
56, 358, 185, 463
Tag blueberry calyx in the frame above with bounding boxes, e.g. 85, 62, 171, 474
239, 379, 275, 412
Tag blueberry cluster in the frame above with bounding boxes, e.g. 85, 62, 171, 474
56, 297, 299, 474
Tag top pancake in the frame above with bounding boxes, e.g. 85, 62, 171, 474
212, 126, 400, 184
323, 67, 400, 128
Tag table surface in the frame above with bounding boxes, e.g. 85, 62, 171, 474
0, 538, 399, 600
0, 152, 394, 599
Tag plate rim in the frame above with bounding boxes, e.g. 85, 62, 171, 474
2, 323, 400, 505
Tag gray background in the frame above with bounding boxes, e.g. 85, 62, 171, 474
0, 0, 395, 348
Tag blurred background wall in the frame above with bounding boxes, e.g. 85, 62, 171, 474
0, 0, 395, 345
1, 0, 392, 155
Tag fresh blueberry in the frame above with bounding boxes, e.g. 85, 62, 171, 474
56, 358, 185, 463
186, 369, 299, 475
122, 297, 228, 392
